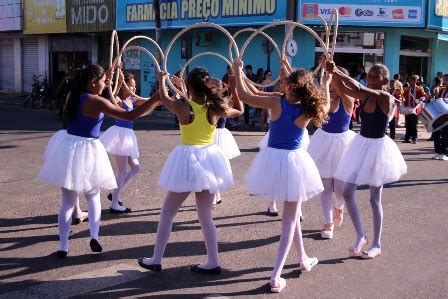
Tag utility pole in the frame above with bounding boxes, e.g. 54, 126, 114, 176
154, 0, 162, 63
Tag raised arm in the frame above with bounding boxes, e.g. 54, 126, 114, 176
232, 59, 279, 110
326, 61, 381, 101
244, 77, 282, 97
86, 92, 160, 121
157, 72, 189, 116
224, 74, 244, 118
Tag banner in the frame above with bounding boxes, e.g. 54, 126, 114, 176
116, 0, 286, 30
67, 0, 116, 32
24, 0, 67, 34
299, 0, 425, 28
428, 0, 448, 31
0, 2, 22, 31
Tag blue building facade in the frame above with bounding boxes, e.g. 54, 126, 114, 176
113, 0, 448, 96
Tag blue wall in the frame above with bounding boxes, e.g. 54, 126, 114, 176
138, 27, 285, 97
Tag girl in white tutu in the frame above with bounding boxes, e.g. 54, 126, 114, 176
326, 62, 407, 259
39, 65, 160, 258
212, 76, 243, 206
138, 68, 243, 274
233, 59, 331, 293
100, 73, 147, 213
307, 67, 356, 239
246, 74, 310, 217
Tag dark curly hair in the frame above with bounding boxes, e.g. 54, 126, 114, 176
286, 68, 328, 127
186, 67, 227, 115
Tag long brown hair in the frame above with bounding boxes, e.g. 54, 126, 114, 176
186, 67, 228, 115
287, 68, 328, 127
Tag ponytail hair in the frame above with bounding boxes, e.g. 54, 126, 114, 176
186, 67, 228, 115
66, 65, 105, 121
287, 68, 328, 127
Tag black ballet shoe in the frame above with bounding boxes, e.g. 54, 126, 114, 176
73, 211, 88, 225
55, 250, 68, 258
300, 215, 304, 222
267, 208, 279, 217
107, 193, 123, 206
90, 239, 103, 253
190, 264, 222, 275
110, 207, 131, 214
137, 258, 162, 272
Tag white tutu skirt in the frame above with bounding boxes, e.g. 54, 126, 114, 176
245, 147, 323, 202
158, 144, 234, 193
214, 128, 241, 160
99, 125, 139, 159
334, 134, 407, 187
259, 129, 310, 150
308, 128, 356, 178
39, 130, 117, 192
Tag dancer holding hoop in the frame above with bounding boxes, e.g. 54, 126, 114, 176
100, 72, 149, 213
249, 64, 309, 218
233, 58, 331, 293
307, 66, 356, 239
326, 62, 407, 259
138, 67, 243, 274
39, 65, 160, 258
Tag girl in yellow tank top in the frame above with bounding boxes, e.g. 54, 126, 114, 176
138, 67, 243, 274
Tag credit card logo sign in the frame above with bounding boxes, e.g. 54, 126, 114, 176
408, 9, 418, 19
392, 9, 404, 19
338, 7, 352, 16
302, 4, 318, 17
355, 9, 374, 17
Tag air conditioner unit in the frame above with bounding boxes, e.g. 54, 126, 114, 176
362, 33, 375, 47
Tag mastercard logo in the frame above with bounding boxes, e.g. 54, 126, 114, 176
338, 7, 352, 16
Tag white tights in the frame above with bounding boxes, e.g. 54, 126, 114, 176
342, 183, 384, 250
111, 155, 140, 209
271, 201, 311, 280
143, 190, 219, 269
58, 188, 101, 252
320, 178, 345, 224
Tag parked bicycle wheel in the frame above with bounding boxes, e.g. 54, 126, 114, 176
32, 94, 44, 109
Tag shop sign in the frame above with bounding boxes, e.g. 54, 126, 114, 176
116, 0, 287, 30
0, 2, 22, 31
67, 0, 116, 32
24, 0, 67, 34
428, 0, 448, 31
299, 0, 425, 28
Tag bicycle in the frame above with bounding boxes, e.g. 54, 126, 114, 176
32, 77, 56, 110
23, 75, 43, 108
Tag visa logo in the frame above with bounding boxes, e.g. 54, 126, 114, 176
408, 10, 417, 19
320, 8, 332, 15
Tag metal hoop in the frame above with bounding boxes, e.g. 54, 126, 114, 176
163, 22, 238, 97
230, 28, 282, 88
108, 30, 120, 105
111, 45, 161, 101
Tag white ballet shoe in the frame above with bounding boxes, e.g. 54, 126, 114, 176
299, 257, 319, 272
270, 277, 286, 293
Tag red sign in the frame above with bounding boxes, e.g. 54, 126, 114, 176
302, 3, 318, 17
392, 9, 404, 19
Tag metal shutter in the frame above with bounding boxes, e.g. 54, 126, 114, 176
22, 38, 39, 92
0, 39, 15, 91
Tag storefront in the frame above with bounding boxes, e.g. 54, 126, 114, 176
0, 1, 22, 92
115, 0, 288, 97
297, 0, 432, 81
427, 0, 448, 82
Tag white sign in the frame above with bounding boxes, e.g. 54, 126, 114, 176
286, 40, 298, 57
302, 4, 422, 24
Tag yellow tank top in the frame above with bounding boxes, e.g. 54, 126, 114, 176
180, 100, 216, 145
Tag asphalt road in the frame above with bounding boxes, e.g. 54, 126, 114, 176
0, 98, 447, 298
